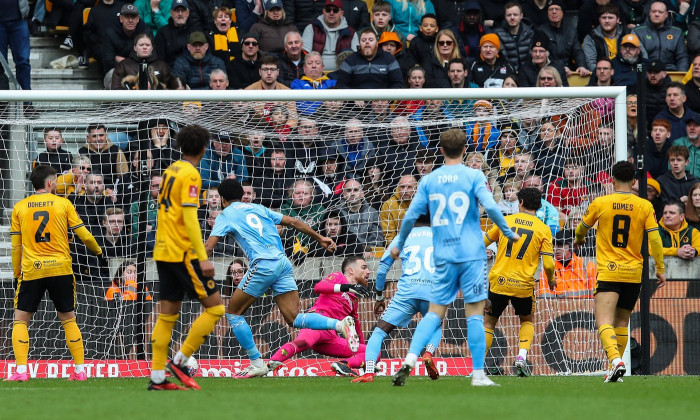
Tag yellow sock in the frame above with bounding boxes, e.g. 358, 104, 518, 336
61, 318, 84, 365
12, 320, 29, 366
615, 327, 629, 355
151, 313, 179, 371
519, 322, 535, 352
484, 327, 494, 354
598, 324, 621, 363
180, 305, 225, 357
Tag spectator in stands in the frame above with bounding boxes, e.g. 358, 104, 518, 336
228, 32, 263, 89
341, 0, 369, 30
291, 51, 336, 115
59, 0, 95, 69
208, 6, 241, 68
453, 1, 488, 60
518, 31, 568, 87
587, 58, 614, 87
222, 259, 247, 297
496, 177, 521, 215
106, 261, 152, 301
493, 1, 535, 72
582, 4, 627, 72
520, 0, 549, 27
237, 0, 264, 34
655, 82, 700, 142
536, 66, 563, 87
128, 171, 160, 254
673, 114, 700, 179
134, 0, 173, 35
111, 33, 172, 90
330, 118, 377, 178
338, 178, 385, 247
103, 4, 147, 88
531, 119, 566, 184
577, 0, 617, 42
410, 100, 454, 149
155, 0, 200, 68
465, 100, 499, 152
547, 158, 593, 214
200, 129, 248, 189
595, 32, 643, 92
56, 155, 91, 197
116, 147, 153, 208
73, 172, 117, 232
139, 118, 179, 170
659, 200, 700, 259
539, 0, 589, 78
495, 151, 535, 198
288, 117, 325, 178
645, 177, 664, 221
281, 179, 326, 247
632, 1, 688, 71
198, 185, 221, 221
658, 145, 698, 203
395, 65, 427, 116
522, 173, 561, 236
538, 229, 596, 298
284, 0, 326, 32
406, 13, 437, 69
685, 54, 700, 113
379, 116, 419, 183
379, 30, 413, 76
380, 174, 417, 243
83, 0, 124, 71
386, 0, 436, 41
413, 148, 436, 179
308, 211, 365, 256
686, 182, 700, 229
423, 29, 462, 88
278, 31, 306, 86
627, 93, 639, 146
243, 130, 267, 179
250, 0, 297, 54
618, 0, 648, 29
301, 0, 358, 71
98, 207, 131, 257
78, 124, 129, 187
253, 148, 294, 208
241, 179, 258, 203
360, 161, 391, 210
172, 31, 226, 89
485, 122, 521, 185
208, 68, 229, 90
317, 152, 345, 197
469, 33, 515, 88
646, 118, 672, 178
335, 28, 403, 89
361, 100, 394, 141
34, 128, 73, 174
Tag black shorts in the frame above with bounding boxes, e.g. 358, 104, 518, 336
486, 290, 536, 318
156, 256, 219, 302
14, 274, 76, 313
594, 281, 642, 311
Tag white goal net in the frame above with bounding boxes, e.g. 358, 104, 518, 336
0, 87, 626, 378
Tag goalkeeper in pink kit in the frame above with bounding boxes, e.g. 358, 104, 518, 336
268, 256, 373, 377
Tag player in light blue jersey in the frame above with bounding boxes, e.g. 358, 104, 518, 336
391, 128, 519, 387
204, 179, 368, 378
352, 216, 444, 383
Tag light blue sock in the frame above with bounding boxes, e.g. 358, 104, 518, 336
408, 312, 442, 356
467, 315, 486, 370
427, 325, 443, 352
293, 313, 337, 330
226, 314, 261, 360
365, 328, 387, 367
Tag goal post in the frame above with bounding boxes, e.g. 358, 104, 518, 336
0, 86, 627, 378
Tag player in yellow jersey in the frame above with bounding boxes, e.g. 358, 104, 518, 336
7, 165, 106, 382
574, 161, 666, 383
483, 187, 555, 377
148, 125, 225, 391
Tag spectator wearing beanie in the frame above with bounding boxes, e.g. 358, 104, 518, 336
519, 31, 569, 87
538, 0, 589, 78
468, 33, 515, 88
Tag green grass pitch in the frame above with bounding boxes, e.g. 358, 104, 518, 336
1, 376, 698, 419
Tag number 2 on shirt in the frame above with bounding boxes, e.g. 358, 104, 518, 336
429, 192, 470, 226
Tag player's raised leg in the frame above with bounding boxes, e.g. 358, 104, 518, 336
268, 329, 318, 371
392, 304, 446, 386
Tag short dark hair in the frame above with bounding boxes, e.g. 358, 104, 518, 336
448, 58, 466, 70
176, 124, 210, 156
668, 81, 686, 96
664, 200, 685, 215
504, 1, 522, 12
611, 160, 635, 183
440, 128, 466, 159
87, 123, 106, 134
598, 3, 620, 17
667, 145, 690, 160
341, 255, 365, 273
517, 187, 542, 211
359, 27, 377, 39
421, 13, 437, 23
218, 178, 245, 202
260, 54, 279, 67
30, 165, 58, 190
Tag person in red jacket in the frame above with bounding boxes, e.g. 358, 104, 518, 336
547, 157, 593, 215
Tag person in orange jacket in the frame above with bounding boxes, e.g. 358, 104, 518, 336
538, 229, 597, 298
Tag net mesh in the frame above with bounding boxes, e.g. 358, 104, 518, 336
0, 92, 618, 377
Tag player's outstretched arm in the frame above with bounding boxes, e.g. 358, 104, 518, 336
204, 235, 220, 258
73, 225, 103, 256
281, 215, 336, 252
183, 206, 214, 277
648, 229, 666, 288
574, 222, 589, 248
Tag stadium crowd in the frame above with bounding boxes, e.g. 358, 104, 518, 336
10, 0, 700, 300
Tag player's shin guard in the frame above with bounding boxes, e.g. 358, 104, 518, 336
365, 328, 387, 374
292, 312, 337, 330
61, 318, 84, 365
270, 342, 298, 363
598, 324, 621, 363
615, 327, 629, 355
484, 327, 494, 354
181, 305, 225, 358
12, 320, 29, 367
519, 322, 534, 352
467, 315, 486, 371
151, 313, 179, 371
227, 314, 261, 360
408, 312, 442, 359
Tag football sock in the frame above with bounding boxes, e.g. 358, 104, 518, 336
181, 305, 225, 361
292, 312, 337, 330
151, 313, 179, 371
365, 328, 387, 373
519, 321, 534, 352
427, 327, 442, 354
15, 364, 27, 374
484, 327, 494, 353
270, 342, 298, 363
404, 352, 418, 367
151, 370, 166, 383
227, 314, 261, 360
598, 324, 621, 363
173, 351, 187, 367
12, 320, 29, 367
408, 312, 442, 360
250, 358, 265, 369
518, 348, 528, 359
467, 315, 486, 371
61, 318, 84, 365
615, 326, 629, 354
